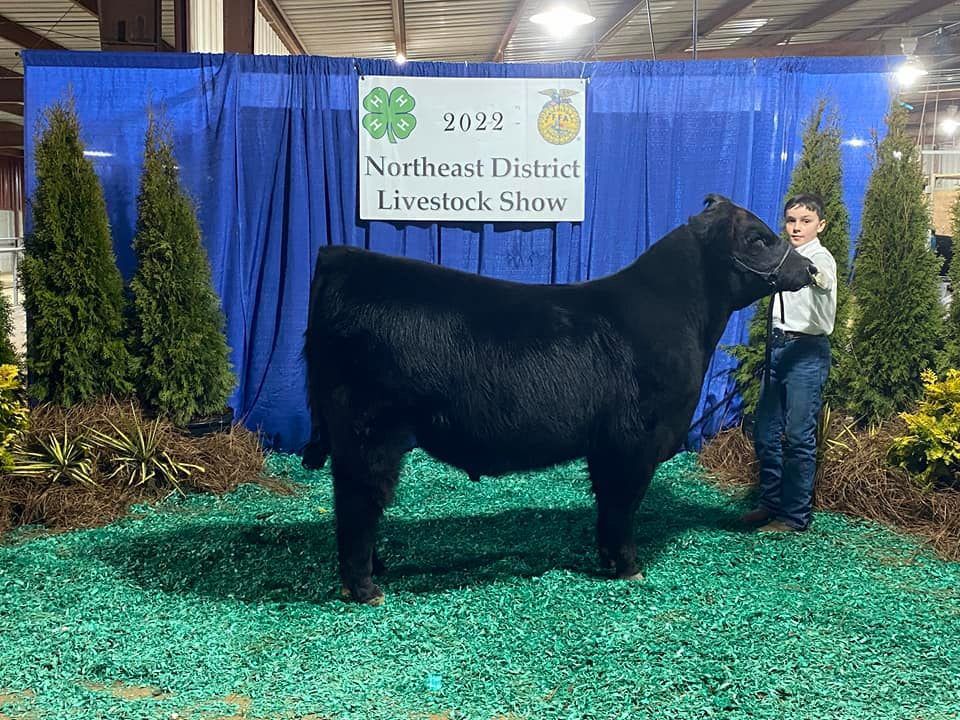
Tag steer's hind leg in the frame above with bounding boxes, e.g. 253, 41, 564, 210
587, 449, 654, 580
330, 425, 408, 606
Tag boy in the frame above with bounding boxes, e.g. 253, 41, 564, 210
741, 193, 837, 532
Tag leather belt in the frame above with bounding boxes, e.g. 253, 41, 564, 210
778, 329, 823, 340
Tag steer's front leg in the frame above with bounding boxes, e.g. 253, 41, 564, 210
588, 451, 653, 580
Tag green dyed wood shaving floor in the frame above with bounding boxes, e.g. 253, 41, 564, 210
1, 451, 958, 719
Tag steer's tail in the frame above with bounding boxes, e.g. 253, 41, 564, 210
301, 426, 329, 469
302, 329, 330, 469
301, 249, 337, 470
302, 323, 331, 469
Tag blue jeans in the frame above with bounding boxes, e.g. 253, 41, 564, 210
753, 332, 831, 530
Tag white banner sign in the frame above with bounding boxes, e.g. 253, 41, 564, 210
358, 76, 586, 222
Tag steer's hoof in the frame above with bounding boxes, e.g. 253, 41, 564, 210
618, 571, 645, 581
340, 583, 385, 606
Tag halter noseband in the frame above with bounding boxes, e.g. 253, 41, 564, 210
730, 244, 792, 288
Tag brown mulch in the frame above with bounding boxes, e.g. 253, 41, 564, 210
699, 414, 960, 561
0, 399, 293, 537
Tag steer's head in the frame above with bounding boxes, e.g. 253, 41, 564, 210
689, 194, 816, 310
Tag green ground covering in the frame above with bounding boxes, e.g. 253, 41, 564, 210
1, 450, 958, 720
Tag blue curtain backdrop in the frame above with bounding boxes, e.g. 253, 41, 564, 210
22, 51, 895, 452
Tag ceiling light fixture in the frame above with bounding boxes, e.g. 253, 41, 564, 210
941, 105, 960, 136
530, 0, 596, 39
395, 53, 407, 65
895, 37, 928, 88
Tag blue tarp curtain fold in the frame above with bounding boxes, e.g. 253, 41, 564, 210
22, 51, 895, 452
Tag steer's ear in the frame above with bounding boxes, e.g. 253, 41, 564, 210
689, 194, 732, 240
702, 194, 729, 211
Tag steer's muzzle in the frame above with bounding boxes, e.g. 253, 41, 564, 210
774, 250, 818, 293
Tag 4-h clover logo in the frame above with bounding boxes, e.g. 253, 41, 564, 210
362, 86, 417, 144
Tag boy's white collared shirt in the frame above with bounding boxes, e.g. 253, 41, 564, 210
772, 237, 838, 336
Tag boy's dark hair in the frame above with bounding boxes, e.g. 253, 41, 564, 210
783, 192, 825, 219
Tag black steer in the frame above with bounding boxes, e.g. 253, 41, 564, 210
303, 194, 816, 605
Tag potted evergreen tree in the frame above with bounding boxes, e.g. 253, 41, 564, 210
21, 98, 133, 405
731, 99, 853, 414
847, 102, 943, 421
945, 192, 960, 366
128, 111, 234, 431
0, 291, 18, 367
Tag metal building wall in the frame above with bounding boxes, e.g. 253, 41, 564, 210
255, 7, 290, 55
162, 0, 176, 46
190, 0, 224, 52
923, 148, 960, 177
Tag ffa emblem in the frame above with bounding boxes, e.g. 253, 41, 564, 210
536, 88, 582, 145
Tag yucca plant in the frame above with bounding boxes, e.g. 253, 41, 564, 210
86, 416, 204, 493
11, 426, 96, 487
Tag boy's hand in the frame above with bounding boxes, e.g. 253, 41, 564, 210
812, 271, 830, 290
